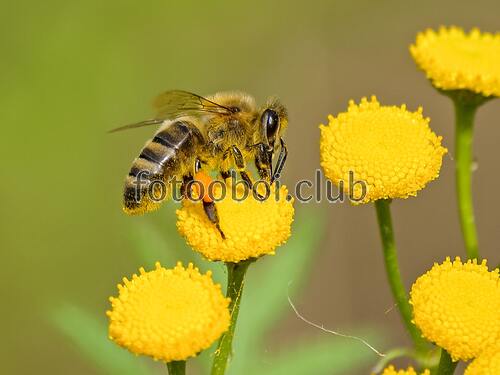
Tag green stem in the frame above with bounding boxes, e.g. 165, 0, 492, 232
211, 260, 251, 375
374, 199, 427, 352
454, 99, 480, 260
167, 360, 186, 375
434, 349, 457, 375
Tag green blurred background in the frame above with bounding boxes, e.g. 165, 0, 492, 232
2, 0, 500, 374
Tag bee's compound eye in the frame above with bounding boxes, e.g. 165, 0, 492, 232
262, 109, 279, 139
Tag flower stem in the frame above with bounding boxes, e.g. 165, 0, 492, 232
211, 260, 252, 375
374, 199, 427, 352
453, 99, 480, 260
434, 349, 457, 375
167, 361, 186, 375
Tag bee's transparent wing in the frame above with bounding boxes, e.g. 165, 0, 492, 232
108, 119, 165, 133
109, 90, 232, 133
153, 90, 232, 118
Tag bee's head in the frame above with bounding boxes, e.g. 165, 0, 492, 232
259, 97, 288, 150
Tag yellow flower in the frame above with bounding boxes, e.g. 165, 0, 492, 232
376, 365, 430, 375
465, 344, 500, 375
177, 182, 294, 262
410, 257, 500, 361
319, 96, 447, 203
411, 26, 500, 97
107, 262, 230, 362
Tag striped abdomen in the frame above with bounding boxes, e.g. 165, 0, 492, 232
123, 120, 204, 215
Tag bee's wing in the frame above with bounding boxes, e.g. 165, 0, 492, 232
109, 90, 232, 133
153, 90, 233, 118
108, 119, 165, 133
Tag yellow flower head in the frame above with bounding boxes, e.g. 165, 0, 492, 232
410, 257, 500, 361
319, 96, 447, 203
107, 262, 230, 362
177, 182, 294, 262
465, 345, 500, 375
411, 26, 500, 97
376, 365, 430, 375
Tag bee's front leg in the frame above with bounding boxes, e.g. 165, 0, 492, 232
271, 138, 288, 183
254, 143, 273, 181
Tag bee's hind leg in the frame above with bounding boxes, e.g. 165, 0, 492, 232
189, 158, 226, 239
180, 158, 202, 198
203, 201, 225, 240
182, 173, 226, 240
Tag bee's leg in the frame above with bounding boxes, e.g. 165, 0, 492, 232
180, 158, 204, 199
220, 149, 232, 180
254, 143, 272, 181
228, 145, 265, 199
240, 171, 254, 189
190, 158, 226, 239
203, 200, 225, 239
220, 170, 231, 180
180, 174, 193, 198
271, 138, 288, 184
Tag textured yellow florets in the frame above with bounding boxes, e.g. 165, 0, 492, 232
319, 96, 447, 203
411, 26, 500, 97
377, 365, 430, 375
465, 345, 500, 375
410, 257, 500, 361
177, 183, 294, 262
107, 262, 230, 362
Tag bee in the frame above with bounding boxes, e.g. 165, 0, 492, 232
111, 90, 288, 237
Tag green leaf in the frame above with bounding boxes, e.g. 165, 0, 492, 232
129, 220, 177, 267
370, 346, 439, 373
49, 304, 154, 375
229, 207, 328, 373
254, 334, 382, 375
128, 205, 226, 284
370, 347, 414, 374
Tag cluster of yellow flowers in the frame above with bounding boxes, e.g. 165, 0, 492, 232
107, 262, 230, 362
410, 257, 500, 372
410, 257, 500, 361
407, 25, 500, 374
107, 182, 294, 363
106, 22, 500, 375
377, 257, 500, 374
377, 365, 430, 375
465, 344, 500, 374
411, 26, 500, 98
320, 96, 446, 202
177, 183, 294, 262
320, 25, 500, 375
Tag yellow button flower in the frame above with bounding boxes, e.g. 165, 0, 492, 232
107, 262, 230, 362
376, 365, 430, 375
411, 26, 500, 97
410, 257, 500, 361
177, 182, 294, 262
465, 345, 500, 375
319, 96, 447, 203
